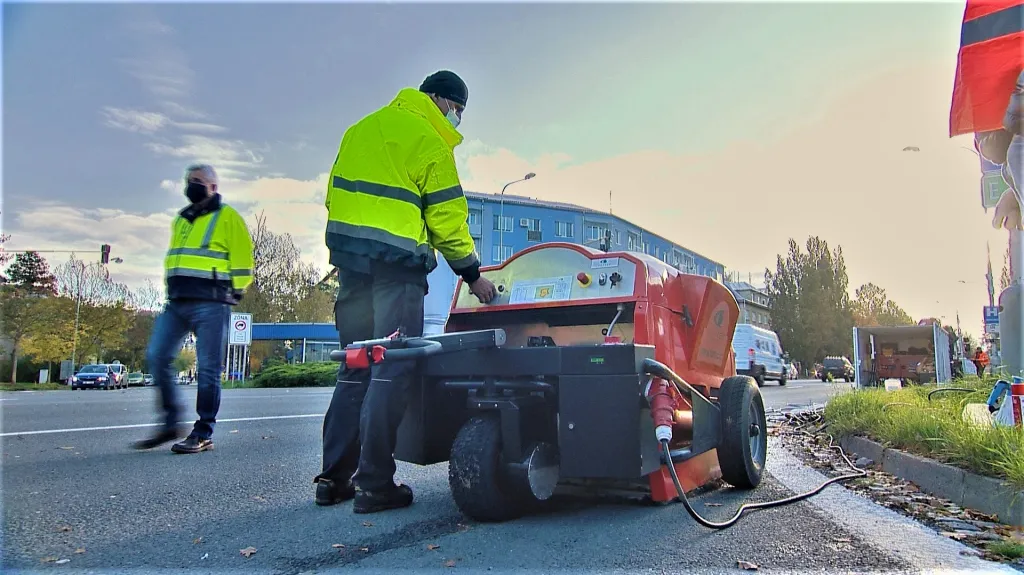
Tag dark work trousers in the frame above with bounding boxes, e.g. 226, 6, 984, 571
315, 274, 426, 492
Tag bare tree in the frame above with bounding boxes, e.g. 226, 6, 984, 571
129, 279, 165, 312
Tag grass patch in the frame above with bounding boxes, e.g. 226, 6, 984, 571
824, 376, 1024, 491
987, 539, 1024, 560
0, 382, 68, 391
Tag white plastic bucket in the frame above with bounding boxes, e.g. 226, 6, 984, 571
423, 255, 459, 336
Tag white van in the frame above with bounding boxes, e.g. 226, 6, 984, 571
731, 324, 788, 386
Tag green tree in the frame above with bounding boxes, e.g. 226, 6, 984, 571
765, 236, 854, 368
173, 348, 197, 375
5, 252, 56, 295
20, 297, 75, 365
852, 283, 914, 327
0, 289, 48, 382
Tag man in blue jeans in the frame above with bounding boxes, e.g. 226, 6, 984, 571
133, 164, 255, 454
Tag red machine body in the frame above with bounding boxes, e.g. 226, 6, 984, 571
1012, 382, 1024, 428
447, 242, 740, 502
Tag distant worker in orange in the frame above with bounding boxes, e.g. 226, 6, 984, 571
972, 347, 990, 376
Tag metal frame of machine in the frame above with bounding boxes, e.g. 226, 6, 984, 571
333, 242, 768, 522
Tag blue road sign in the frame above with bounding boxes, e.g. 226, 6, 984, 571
984, 306, 1000, 324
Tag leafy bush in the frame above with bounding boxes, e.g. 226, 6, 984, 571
825, 376, 1024, 490
248, 362, 337, 388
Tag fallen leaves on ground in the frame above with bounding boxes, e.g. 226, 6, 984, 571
40, 557, 59, 563
229, 430, 239, 434
74, 548, 86, 554
737, 559, 759, 570
362, 521, 374, 527
832, 537, 852, 543
427, 544, 440, 550
54, 559, 70, 565
360, 547, 370, 552
704, 502, 722, 507
56, 525, 72, 533
193, 537, 204, 545
774, 406, 1024, 566
444, 559, 457, 568
332, 544, 345, 549
240, 546, 257, 558
253, 496, 268, 503
58, 446, 74, 450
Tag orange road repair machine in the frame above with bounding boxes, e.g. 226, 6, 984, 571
333, 243, 771, 523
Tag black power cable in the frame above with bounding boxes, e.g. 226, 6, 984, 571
660, 434, 867, 529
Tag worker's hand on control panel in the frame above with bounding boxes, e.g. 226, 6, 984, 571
469, 277, 497, 304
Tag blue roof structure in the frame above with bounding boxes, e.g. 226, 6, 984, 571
252, 323, 337, 341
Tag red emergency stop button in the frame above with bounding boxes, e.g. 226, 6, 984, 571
577, 272, 592, 286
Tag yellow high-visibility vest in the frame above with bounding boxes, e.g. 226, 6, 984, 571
164, 203, 253, 291
325, 88, 479, 274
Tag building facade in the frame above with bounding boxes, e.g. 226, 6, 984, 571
725, 281, 772, 329
464, 192, 726, 280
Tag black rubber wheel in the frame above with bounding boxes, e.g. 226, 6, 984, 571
717, 375, 767, 489
778, 373, 787, 386
753, 369, 765, 387
448, 414, 533, 522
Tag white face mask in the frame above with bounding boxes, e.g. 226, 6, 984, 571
443, 99, 461, 129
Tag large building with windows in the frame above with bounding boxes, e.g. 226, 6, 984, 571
250, 191, 728, 365
463, 191, 725, 280
725, 280, 772, 329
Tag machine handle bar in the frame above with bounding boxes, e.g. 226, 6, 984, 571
329, 338, 443, 365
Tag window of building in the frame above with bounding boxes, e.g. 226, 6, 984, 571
493, 215, 512, 232
468, 210, 481, 226
524, 218, 542, 232
585, 223, 606, 241
613, 230, 621, 245
492, 245, 513, 264
681, 253, 696, 273
627, 232, 641, 251
555, 221, 574, 238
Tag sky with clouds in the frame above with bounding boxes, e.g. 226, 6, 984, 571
1, 1, 1003, 337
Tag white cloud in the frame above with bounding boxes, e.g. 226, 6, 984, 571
173, 122, 228, 133
4, 203, 175, 289
101, 107, 171, 134
145, 135, 265, 180
159, 179, 177, 191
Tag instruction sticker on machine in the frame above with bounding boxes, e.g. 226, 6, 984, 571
509, 276, 574, 305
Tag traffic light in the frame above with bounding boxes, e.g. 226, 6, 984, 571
100, 244, 111, 264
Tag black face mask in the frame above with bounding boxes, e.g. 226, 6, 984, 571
185, 181, 209, 204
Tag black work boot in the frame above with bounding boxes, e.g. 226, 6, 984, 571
353, 483, 414, 514
171, 434, 214, 454
132, 426, 186, 450
315, 478, 356, 506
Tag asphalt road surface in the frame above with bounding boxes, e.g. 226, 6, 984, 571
1, 383, 1010, 574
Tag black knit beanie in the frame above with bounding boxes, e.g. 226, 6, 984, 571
419, 70, 469, 107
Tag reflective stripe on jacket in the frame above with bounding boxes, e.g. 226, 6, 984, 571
164, 196, 254, 304
325, 88, 480, 281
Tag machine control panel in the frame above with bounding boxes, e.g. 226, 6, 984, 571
453, 245, 639, 311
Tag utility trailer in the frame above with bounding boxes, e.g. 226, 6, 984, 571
853, 324, 952, 387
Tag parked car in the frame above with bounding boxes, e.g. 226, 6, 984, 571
143, 374, 154, 386
817, 356, 855, 382
731, 324, 789, 386
127, 372, 144, 386
70, 364, 127, 390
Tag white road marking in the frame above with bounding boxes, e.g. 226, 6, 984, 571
0, 413, 324, 437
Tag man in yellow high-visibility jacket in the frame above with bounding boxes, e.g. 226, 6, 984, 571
315, 70, 496, 514
133, 163, 254, 454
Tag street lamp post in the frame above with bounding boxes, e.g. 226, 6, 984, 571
70, 258, 122, 370
498, 173, 536, 263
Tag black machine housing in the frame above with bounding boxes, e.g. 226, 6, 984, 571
384, 329, 665, 480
